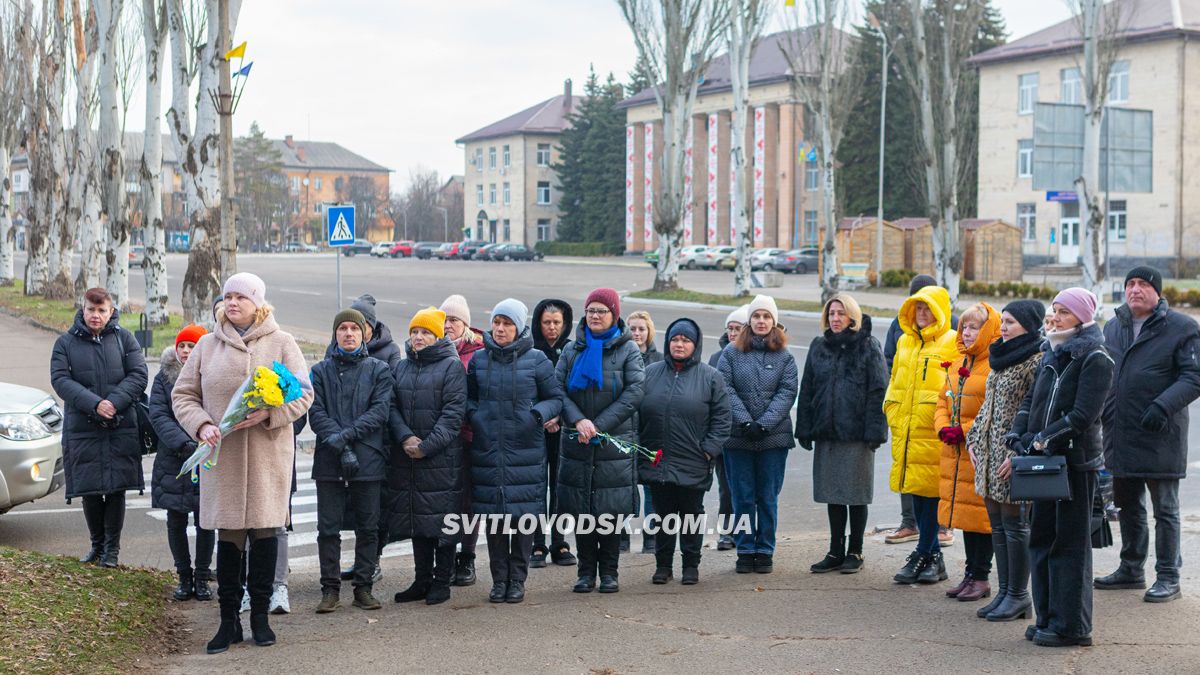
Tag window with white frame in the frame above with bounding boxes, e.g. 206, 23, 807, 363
536, 181, 551, 204
502, 219, 511, 241
502, 182, 510, 205
805, 159, 819, 191
488, 183, 496, 205
1108, 61, 1130, 104
804, 210, 818, 244
502, 145, 510, 168
1107, 199, 1127, 240
1017, 203, 1037, 241
291, 175, 299, 191
476, 184, 484, 206
536, 143, 551, 166
314, 177, 322, 191
1018, 139, 1034, 178
488, 147, 496, 170
537, 219, 551, 241
1060, 67, 1082, 104
474, 148, 483, 172
1018, 73, 1039, 114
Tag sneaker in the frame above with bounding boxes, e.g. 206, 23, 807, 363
753, 553, 773, 574
530, 550, 548, 569
269, 584, 291, 615
239, 586, 250, 614
810, 553, 845, 574
716, 536, 735, 551
315, 589, 340, 614
352, 587, 382, 610
938, 529, 955, 546
885, 527, 919, 544
550, 547, 577, 566
735, 554, 755, 574
839, 553, 864, 574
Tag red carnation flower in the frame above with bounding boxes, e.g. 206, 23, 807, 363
958, 366, 971, 378
940, 360, 952, 369
652, 449, 664, 467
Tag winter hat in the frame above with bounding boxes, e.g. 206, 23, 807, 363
909, 273, 938, 295
1124, 266, 1163, 297
747, 294, 779, 324
725, 304, 750, 327
350, 293, 379, 329
333, 308, 367, 336
175, 324, 207, 349
1002, 299, 1046, 337
822, 293, 863, 332
1053, 288, 1098, 325
584, 287, 621, 321
491, 298, 529, 328
439, 294, 471, 327
409, 307, 446, 339
222, 272, 267, 307
666, 319, 700, 345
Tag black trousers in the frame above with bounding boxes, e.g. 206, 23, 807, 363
316, 480, 381, 591
962, 531, 994, 580
486, 531, 535, 584
575, 531, 621, 579
648, 483, 705, 569
1114, 477, 1182, 583
412, 536, 457, 584
165, 508, 215, 576
1030, 469, 1096, 638
81, 492, 125, 549
533, 433, 568, 552
714, 458, 733, 531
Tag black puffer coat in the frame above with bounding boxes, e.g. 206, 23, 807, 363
795, 316, 889, 446
556, 318, 645, 517
308, 349, 395, 482
640, 342, 663, 367
323, 320, 404, 369
1102, 300, 1200, 479
50, 310, 149, 499
386, 338, 467, 543
717, 335, 799, 451
1011, 323, 1114, 471
636, 319, 731, 490
150, 346, 199, 513
532, 299, 573, 366
467, 330, 564, 516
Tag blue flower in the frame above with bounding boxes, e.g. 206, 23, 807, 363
272, 361, 306, 403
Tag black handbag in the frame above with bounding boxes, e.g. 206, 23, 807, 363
134, 394, 159, 456
1010, 454, 1071, 501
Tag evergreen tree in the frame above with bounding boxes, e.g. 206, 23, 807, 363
234, 121, 288, 250
555, 67, 627, 246
626, 52, 655, 98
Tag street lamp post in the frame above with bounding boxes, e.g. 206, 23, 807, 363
434, 206, 448, 241
868, 13, 896, 287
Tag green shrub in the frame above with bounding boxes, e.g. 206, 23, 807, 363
534, 241, 625, 257
881, 269, 918, 288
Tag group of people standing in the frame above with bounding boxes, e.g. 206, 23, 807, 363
49, 262, 1197, 654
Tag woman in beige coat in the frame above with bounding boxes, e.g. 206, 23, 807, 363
173, 273, 312, 655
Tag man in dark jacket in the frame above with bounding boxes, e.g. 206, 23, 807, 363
638, 319, 731, 585
50, 287, 149, 569
1096, 267, 1200, 603
308, 309, 395, 613
530, 298, 576, 566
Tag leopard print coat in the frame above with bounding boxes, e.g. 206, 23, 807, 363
969, 350, 1042, 503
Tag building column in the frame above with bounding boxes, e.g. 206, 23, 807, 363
690, 115, 708, 247
631, 123, 646, 253
683, 118, 695, 245
777, 103, 796, 250
625, 125, 637, 252
643, 122, 659, 251
762, 105, 779, 249
716, 111, 731, 245
705, 113, 719, 246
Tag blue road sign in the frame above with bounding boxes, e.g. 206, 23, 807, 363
1046, 191, 1078, 203
327, 205, 355, 246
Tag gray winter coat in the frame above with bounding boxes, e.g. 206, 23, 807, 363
717, 335, 799, 451
556, 318, 645, 516
50, 311, 149, 498
149, 347, 198, 513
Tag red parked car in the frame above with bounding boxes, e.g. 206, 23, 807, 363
388, 240, 414, 258
434, 242, 461, 260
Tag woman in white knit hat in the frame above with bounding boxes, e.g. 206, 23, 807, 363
708, 303, 750, 551
439, 294, 484, 586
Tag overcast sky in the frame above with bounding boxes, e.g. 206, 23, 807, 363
216, 0, 1073, 192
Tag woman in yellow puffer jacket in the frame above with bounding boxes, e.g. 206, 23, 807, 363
935, 303, 1000, 602
885, 284, 958, 585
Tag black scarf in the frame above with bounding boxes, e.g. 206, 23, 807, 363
988, 332, 1043, 371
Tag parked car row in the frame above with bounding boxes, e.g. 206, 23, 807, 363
642, 245, 818, 273
344, 238, 544, 262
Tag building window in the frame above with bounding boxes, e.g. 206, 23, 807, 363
290, 175, 299, 192
502, 145, 510, 168
335, 177, 344, 192
536, 143, 551, 167
1018, 139, 1034, 178
474, 148, 483, 172
803, 210, 818, 244
1108, 60, 1130, 103
488, 146, 496, 170
476, 184, 484, 206
1107, 199, 1127, 241
502, 219, 511, 242
537, 219, 551, 241
805, 159, 819, 191
502, 182, 510, 206
314, 203, 320, 214
1018, 73, 1039, 114
488, 183, 496, 205
1018, 203, 1037, 241
536, 181, 551, 205
314, 176, 322, 191
1060, 67, 1082, 105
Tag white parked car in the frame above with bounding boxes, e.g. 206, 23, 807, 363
0, 383, 64, 514
751, 248, 788, 271
370, 241, 395, 257
678, 245, 712, 270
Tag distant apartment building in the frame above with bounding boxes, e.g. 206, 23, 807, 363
456, 81, 580, 245
971, 0, 1200, 274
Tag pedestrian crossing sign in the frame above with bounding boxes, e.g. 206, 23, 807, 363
327, 205, 355, 246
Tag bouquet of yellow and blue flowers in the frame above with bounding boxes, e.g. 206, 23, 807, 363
177, 361, 308, 480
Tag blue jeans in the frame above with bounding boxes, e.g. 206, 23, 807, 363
724, 447, 789, 555
909, 494, 941, 555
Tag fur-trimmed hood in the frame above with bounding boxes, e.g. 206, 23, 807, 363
159, 346, 184, 385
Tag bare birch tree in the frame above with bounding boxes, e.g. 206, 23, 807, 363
25, 0, 69, 298
68, 0, 104, 299
727, 0, 769, 297
782, 1, 863, 303
140, 0, 169, 324
0, 2, 31, 286
618, 0, 729, 291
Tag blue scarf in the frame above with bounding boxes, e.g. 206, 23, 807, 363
568, 324, 620, 392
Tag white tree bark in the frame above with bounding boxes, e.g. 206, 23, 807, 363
141, 0, 169, 324
0, 3, 21, 287
0, 146, 12, 285
26, 0, 69, 298
68, 0, 104, 299
727, 0, 766, 298
96, 0, 130, 308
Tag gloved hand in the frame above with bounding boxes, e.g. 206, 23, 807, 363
1009, 435, 1029, 456
1003, 433, 1022, 451
180, 440, 198, 459
340, 449, 360, 479
798, 437, 813, 451
738, 421, 754, 438
753, 423, 769, 440
324, 430, 348, 452
1140, 403, 1168, 433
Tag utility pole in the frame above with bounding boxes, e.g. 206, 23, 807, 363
869, 12, 893, 287
434, 206, 448, 241
217, 0, 237, 277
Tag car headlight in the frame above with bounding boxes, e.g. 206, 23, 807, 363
0, 413, 53, 441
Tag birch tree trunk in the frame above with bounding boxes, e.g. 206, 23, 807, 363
69, 0, 103, 299
1074, 0, 1110, 303
0, 146, 13, 286
141, 0, 169, 324
27, 0, 68, 298
96, 0, 130, 309
728, 0, 765, 298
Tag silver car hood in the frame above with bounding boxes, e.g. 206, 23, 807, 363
0, 382, 56, 413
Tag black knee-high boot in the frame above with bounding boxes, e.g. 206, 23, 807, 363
79, 496, 106, 563
247, 536, 278, 646
206, 541, 244, 654
100, 492, 125, 568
